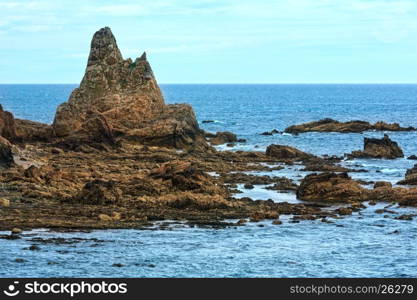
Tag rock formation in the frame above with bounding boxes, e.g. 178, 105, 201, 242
398, 164, 417, 185
0, 105, 18, 141
265, 144, 315, 161
297, 172, 368, 202
53, 27, 207, 150
0, 136, 14, 168
0, 104, 52, 144
297, 172, 417, 205
285, 118, 416, 134
348, 134, 404, 159
208, 131, 238, 145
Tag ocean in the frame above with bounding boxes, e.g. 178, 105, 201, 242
1, 84, 417, 277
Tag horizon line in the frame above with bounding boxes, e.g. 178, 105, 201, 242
3, 82, 417, 85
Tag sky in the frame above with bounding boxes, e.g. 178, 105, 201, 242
1, 0, 417, 83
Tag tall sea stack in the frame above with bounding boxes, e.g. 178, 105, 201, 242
53, 27, 207, 150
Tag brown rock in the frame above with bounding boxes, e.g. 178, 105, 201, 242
297, 172, 368, 202
0, 198, 10, 207
98, 214, 113, 222
348, 134, 404, 159
150, 161, 227, 196
0, 105, 52, 143
266, 144, 314, 161
244, 183, 254, 189
52, 27, 207, 150
335, 207, 353, 215
398, 164, 417, 185
209, 131, 237, 145
0, 104, 18, 140
373, 181, 392, 189
0, 136, 14, 168
11, 228, 22, 234
73, 179, 122, 205
285, 118, 415, 134
14, 119, 52, 142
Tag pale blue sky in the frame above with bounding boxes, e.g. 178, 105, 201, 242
1, 0, 417, 83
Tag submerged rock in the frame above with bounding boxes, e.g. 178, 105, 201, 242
285, 118, 415, 134
348, 134, 404, 159
52, 27, 207, 150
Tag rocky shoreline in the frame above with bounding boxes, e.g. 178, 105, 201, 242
1, 27, 417, 233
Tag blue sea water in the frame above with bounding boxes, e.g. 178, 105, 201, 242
1, 84, 417, 277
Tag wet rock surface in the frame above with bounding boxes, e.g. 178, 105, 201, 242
348, 134, 404, 159
297, 172, 368, 203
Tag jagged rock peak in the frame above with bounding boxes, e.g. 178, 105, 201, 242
139, 51, 147, 60
87, 27, 123, 66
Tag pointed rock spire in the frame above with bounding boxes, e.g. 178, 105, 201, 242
87, 27, 123, 66
139, 51, 147, 60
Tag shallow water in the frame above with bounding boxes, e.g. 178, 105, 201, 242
1, 84, 417, 277
1, 202, 417, 277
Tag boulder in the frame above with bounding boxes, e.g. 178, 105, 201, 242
297, 172, 368, 202
209, 131, 237, 145
373, 181, 392, 189
348, 134, 404, 159
52, 27, 207, 150
266, 144, 314, 161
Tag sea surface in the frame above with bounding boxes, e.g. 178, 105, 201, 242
1, 84, 417, 277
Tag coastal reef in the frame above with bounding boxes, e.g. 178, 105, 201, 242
1, 27, 417, 231
284, 118, 416, 134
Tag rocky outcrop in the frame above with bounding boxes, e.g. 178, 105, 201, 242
52, 27, 207, 150
285, 118, 416, 134
266, 144, 314, 161
0, 136, 14, 168
0, 105, 18, 141
150, 161, 228, 196
298, 172, 417, 205
398, 164, 417, 185
297, 172, 368, 202
1, 104, 52, 143
208, 131, 237, 145
348, 135, 404, 159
